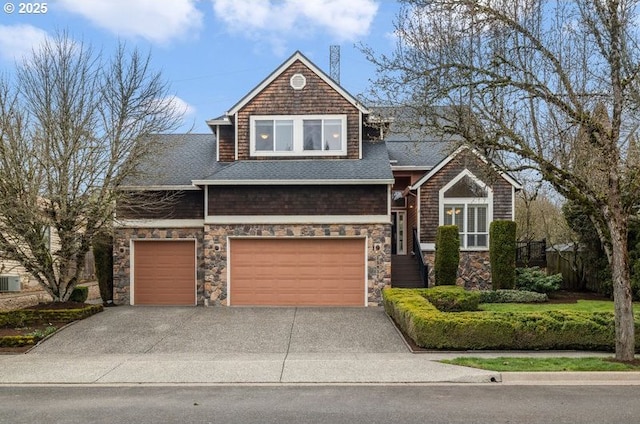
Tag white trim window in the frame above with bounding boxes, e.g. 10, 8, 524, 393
443, 204, 488, 248
439, 169, 492, 250
250, 115, 347, 157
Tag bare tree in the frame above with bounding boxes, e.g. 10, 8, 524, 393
362, 0, 640, 360
0, 33, 182, 302
515, 185, 574, 246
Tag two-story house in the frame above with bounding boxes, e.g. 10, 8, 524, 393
113, 51, 520, 307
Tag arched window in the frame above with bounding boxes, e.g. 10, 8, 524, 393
439, 170, 492, 249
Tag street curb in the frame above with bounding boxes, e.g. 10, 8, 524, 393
500, 371, 640, 385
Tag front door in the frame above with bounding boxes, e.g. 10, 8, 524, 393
391, 211, 407, 255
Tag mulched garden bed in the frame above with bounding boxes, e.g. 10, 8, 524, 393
24, 301, 88, 310
547, 290, 610, 304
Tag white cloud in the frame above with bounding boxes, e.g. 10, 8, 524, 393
157, 95, 196, 124
212, 0, 379, 54
58, 0, 204, 44
0, 25, 50, 62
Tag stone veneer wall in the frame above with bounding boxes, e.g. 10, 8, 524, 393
113, 228, 205, 305
423, 251, 491, 290
204, 223, 391, 306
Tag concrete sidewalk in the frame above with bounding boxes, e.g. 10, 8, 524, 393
2, 350, 639, 385
1, 306, 639, 385
0, 352, 499, 384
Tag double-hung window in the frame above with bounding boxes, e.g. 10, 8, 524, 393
250, 115, 347, 156
443, 204, 488, 248
440, 171, 492, 249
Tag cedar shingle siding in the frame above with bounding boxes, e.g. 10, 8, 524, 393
217, 125, 235, 162
208, 185, 387, 216
235, 60, 361, 160
419, 151, 513, 243
117, 190, 204, 220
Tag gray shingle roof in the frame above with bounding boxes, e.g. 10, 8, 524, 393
125, 137, 393, 187
370, 106, 462, 168
123, 134, 223, 186
199, 141, 393, 183
385, 140, 455, 168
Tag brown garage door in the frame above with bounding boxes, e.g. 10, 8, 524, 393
229, 238, 365, 306
133, 240, 196, 305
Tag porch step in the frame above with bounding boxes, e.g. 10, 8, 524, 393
391, 255, 426, 289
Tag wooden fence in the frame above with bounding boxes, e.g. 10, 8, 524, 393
546, 247, 604, 292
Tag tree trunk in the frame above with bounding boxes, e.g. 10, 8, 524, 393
608, 214, 635, 361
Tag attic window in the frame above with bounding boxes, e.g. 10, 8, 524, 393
443, 175, 488, 198
290, 73, 306, 90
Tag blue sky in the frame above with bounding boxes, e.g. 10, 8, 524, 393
0, 0, 401, 133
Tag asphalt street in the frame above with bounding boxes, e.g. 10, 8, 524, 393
2, 385, 640, 424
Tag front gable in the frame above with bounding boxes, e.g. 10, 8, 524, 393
416, 148, 519, 248
211, 52, 368, 162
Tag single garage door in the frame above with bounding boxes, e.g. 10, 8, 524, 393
133, 240, 196, 305
229, 238, 366, 306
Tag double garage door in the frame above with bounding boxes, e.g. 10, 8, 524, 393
132, 238, 366, 306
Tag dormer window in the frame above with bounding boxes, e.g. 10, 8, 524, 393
250, 115, 347, 157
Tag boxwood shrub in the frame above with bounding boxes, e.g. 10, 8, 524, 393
516, 267, 562, 294
435, 225, 460, 286
69, 286, 89, 303
421, 286, 480, 312
383, 288, 640, 351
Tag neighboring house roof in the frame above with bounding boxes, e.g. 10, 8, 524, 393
193, 141, 393, 185
121, 134, 222, 188
547, 243, 584, 252
208, 51, 369, 127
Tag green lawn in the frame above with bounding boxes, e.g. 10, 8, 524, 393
480, 300, 618, 313
442, 357, 640, 372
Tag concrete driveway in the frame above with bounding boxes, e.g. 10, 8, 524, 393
30, 306, 407, 355
0, 306, 502, 384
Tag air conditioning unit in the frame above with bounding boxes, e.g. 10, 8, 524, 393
0, 275, 20, 292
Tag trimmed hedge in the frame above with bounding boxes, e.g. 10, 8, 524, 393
0, 335, 39, 347
490, 220, 517, 290
435, 225, 460, 285
0, 304, 103, 328
0, 326, 57, 347
422, 286, 480, 312
479, 289, 548, 304
383, 288, 639, 351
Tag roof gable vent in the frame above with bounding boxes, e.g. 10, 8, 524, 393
290, 73, 306, 90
